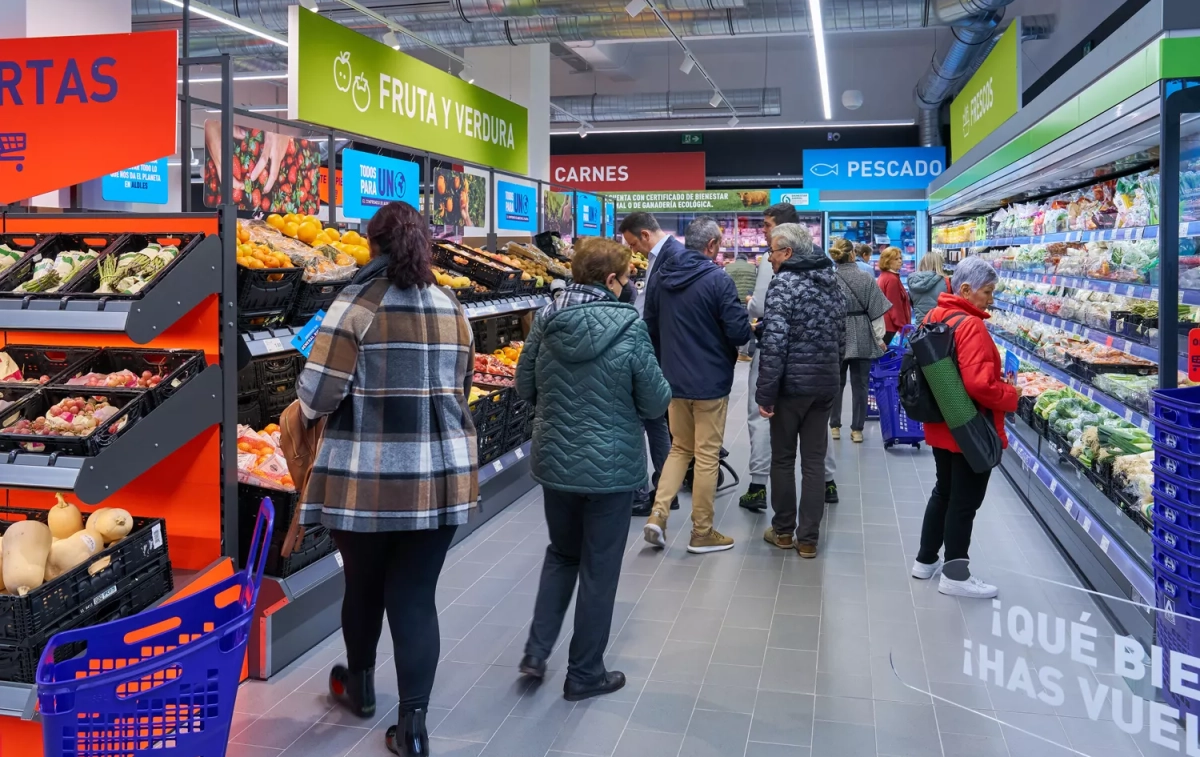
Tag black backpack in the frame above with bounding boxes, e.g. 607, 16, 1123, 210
899, 313, 968, 424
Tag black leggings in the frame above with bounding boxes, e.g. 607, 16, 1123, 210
331, 527, 456, 711
917, 447, 991, 566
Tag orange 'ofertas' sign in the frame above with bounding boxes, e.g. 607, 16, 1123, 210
0, 30, 178, 204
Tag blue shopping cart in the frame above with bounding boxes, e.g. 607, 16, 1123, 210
37, 498, 275, 757
870, 326, 922, 449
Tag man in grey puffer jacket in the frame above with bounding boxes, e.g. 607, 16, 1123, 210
756, 223, 846, 558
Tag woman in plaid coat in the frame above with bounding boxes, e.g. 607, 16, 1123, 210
296, 201, 476, 757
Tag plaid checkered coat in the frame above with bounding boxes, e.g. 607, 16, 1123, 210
296, 278, 478, 532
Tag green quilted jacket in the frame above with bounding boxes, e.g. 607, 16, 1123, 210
517, 297, 672, 494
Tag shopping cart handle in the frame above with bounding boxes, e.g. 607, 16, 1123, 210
244, 497, 275, 607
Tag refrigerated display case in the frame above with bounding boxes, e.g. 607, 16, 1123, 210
829, 213, 917, 274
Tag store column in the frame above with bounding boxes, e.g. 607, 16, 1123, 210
0, 0, 133, 208
464, 45, 551, 181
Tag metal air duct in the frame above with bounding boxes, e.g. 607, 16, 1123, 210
550, 88, 781, 122
913, 0, 1016, 147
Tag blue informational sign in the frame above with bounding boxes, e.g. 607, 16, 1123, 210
576, 192, 602, 236
292, 310, 326, 357
496, 180, 537, 233
342, 148, 420, 220
604, 202, 615, 235
802, 147, 946, 191
1004, 348, 1021, 380
101, 158, 169, 204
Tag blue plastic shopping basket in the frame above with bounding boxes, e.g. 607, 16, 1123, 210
37, 498, 275, 757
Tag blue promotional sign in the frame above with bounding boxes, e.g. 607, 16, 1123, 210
802, 147, 946, 191
101, 158, 169, 204
292, 310, 326, 357
1004, 348, 1021, 380
604, 202, 615, 235
496, 180, 537, 233
576, 192, 602, 236
342, 148, 419, 220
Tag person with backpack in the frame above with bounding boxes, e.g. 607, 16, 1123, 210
911, 256, 1018, 599
908, 251, 950, 325
828, 237, 891, 444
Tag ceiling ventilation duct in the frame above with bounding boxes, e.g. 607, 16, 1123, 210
912, 0, 1017, 148
550, 88, 781, 123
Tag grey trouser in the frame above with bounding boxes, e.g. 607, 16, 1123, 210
749, 351, 835, 485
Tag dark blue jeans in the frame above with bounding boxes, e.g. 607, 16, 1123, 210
636, 412, 671, 498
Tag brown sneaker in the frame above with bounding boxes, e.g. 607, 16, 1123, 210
688, 529, 735, 554
830, 427, 841, 440
796, 543, 818, 559
851, 430, 864, 443
644, 513, 667, 548
763, 527, 793, 549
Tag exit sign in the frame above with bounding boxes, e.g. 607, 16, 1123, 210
681, 133, 703, 145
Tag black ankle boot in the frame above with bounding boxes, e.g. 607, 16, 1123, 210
386, 709, 429, 756
329, 664, 376, 718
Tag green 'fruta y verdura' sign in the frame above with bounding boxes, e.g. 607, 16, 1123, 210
288, 8, 529, 175
950, 21, 1020, 163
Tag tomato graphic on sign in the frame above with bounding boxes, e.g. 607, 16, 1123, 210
351, 74, 371, 113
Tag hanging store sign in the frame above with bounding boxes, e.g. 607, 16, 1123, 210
802, 147, 946, 191
550, 152, 706, 192
576, 192, 602, 236
288, 8, 528, 175
950, 21, 1021, 162
101, 158, 169, 204
609, 189, 771, 213
341, 149, 419, 221
0, 30, 177, 204
496, 180, 537, 233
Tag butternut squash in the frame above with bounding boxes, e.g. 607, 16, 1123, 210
45, 531, 99, 581
88, 508, 132, 545
48, 493, 82, 540
2, 521, 51, 595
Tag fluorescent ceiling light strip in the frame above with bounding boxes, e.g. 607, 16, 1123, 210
550, 120, 914, 135
160, 0, 288, 47
178, 73, 288, 84
808, 0, 832, 120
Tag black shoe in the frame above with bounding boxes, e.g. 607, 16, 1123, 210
386, 709, 429, 756
519, 654, 547, 679
739, 486, 767, 512
329, 664, 376, 718
632, 494, 679, 517
563, 671, 626, 702
825, 480, 839, 505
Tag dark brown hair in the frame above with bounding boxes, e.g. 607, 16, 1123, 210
618, 212, 661, 235
367, 201, 435, 289
572, 237, 632, 287
764, 202, 800, 225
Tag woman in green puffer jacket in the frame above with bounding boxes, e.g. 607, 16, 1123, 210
515, 237, 671, 703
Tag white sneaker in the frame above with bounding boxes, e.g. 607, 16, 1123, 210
643, 522, 666, 548
911, 558, 942, 580
938, 575, 998, 599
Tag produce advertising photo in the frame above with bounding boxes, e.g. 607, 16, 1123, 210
431, 168, 487, 227
203, 121, 323, 216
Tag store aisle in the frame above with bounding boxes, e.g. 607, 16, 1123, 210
227, 365, 1144, 757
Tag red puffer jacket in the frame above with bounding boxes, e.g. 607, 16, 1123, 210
921, 293, 1019, 452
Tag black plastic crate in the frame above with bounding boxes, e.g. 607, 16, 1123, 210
0, 344, 98, 388
0, 388, 145, 456
0, 508, 169, 644
237, 364, 259, 396
237, 265, 304, 313
470, 386, 511, 433
54, 348, 205, 409
479, 439, 507, 465
433, 242, 521, 293
262, 385, 297, 424
238, 307, 293, 332
267, 527, 335, 578
0, 386, 42, 429
238, 391, 263, 428
288, 278, 353, 326
1032, 413, 1048, 437
0, 556, 172, 683
479, 426, 505, 453
256, 355, 299, 387
1017, 396, 1035, 426
239, 483, 299, 535
0, 234, 50, 284
0, 233, 125, 296
61, 232, 205, 298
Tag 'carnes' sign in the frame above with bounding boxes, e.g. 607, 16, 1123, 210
0, 30, 177, 204
550, 152, 705, 192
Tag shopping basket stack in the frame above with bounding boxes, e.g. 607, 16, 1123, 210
1149, 386, 1200, 718
869, 326, 922, 449
37, 498, 275, 757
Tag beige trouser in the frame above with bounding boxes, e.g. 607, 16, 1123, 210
652, 397, 730, 536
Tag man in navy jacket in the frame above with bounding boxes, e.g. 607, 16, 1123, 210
643, 217, 752, 554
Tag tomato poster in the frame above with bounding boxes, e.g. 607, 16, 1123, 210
202, 120, 322, 215
0, 30, 177, 204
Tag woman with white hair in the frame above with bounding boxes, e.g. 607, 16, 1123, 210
911, 255, 1018, 599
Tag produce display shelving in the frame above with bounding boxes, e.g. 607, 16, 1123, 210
926, 12, 1200, 647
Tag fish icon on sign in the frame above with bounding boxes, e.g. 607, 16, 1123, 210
809, 163, 839, 177
0, 133, 26, 172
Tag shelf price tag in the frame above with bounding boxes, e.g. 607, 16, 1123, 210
1109, 283, 1117, 294
514, 446, 525, 460
334, 551, 344, 568
262, 337, 286, 354
493, 460, 504, 473
1100, 536, 1110, 554
1082, 516, 1092, 534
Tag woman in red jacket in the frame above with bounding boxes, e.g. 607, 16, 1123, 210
911, 256, 1018, 599
877, 247, 912, 345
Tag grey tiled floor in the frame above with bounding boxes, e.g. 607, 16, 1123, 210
229, 366, 1154, 757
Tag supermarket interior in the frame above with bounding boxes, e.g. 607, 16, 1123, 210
3, 0, 1200, 755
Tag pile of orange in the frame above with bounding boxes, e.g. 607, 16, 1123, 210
236, 241, 293, 272
325, 229, 370, 266
264, 213, 370, 266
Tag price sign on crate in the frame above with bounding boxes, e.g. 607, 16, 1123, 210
1190, 329, 1200, 382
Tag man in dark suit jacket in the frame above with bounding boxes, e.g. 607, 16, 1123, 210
620, 212, 685, 516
